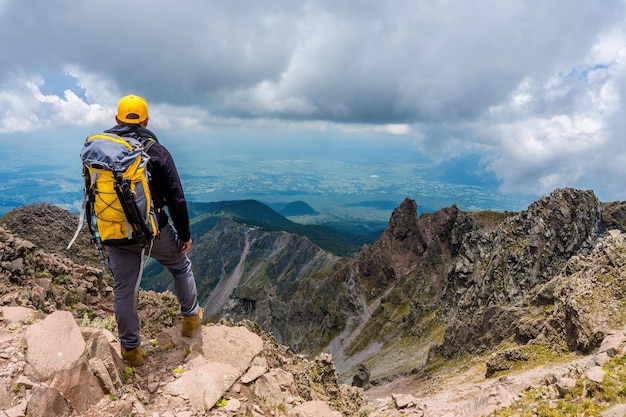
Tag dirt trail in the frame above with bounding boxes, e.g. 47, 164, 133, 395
328, 284, 396, 380
365, 354, 591, 417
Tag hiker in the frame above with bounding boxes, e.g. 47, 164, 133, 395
104, 95, 203, 367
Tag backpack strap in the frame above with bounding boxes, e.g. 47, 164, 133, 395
67, 166, 108, 279
141, 138, 158, 153
67, 193, 87, 250
67, 166, 94, 250
124, 131, 157, 153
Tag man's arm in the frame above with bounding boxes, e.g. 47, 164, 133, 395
157, 147, 192, 243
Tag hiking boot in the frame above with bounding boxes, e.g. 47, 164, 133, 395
121, 345, 144, 367
182, 307, 204, 337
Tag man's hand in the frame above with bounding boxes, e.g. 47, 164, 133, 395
178, 239, 192, 254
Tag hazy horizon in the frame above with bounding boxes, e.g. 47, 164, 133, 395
0, 126, 567, 220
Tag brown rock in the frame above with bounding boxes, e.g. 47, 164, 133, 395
26, 387, 72, 417
50, 361, 104, 414
24, 311, 86, 380
292, 400, 342, 417
191, 324, 264, 373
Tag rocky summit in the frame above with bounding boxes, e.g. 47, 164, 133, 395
3, 188, 626, 416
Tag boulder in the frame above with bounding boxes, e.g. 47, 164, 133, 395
164, 360, 240, 410
50, 361, 104, 414
164, 325, 264, 410
1, 306, 37, 325
191, 324, 263, 372
24, 311, 85, 380
253, 368, 296, 406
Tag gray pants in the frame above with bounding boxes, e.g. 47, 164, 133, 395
107, 223, 200, 350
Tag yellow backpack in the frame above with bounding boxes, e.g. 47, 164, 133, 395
68, 133, 159, 260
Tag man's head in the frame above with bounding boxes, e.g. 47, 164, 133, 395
116, 95, 149, 125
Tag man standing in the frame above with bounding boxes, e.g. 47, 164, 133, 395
105, 95, 203, 367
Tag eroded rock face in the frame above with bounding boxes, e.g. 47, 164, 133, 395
448, 188, 602, 315
432, 188, 616, 357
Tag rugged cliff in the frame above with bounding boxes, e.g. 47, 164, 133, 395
190, 188, 626, 386
189, 218, 361, 355
342, 188, 626, 383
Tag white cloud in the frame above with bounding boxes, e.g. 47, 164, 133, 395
0, 70, 113, 133
479, 56, 621, 196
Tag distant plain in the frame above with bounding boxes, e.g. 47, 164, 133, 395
0, 129, 531, 221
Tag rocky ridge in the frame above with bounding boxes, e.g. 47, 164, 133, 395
4, 188, 626, 415
203, 188, 626, 384
238, 188, 626, 383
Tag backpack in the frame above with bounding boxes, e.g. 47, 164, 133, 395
67, 132, 160, 270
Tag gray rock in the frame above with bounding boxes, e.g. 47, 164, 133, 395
555, 377, 577, 398
485, 348, 529, 378
598, 330, 625, 355
392, 393, 419, 408
352, 363, 370, 388
600, 403, 626, 417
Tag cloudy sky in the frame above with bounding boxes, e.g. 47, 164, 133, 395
1, 0, 625, 205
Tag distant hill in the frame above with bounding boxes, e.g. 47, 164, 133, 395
186, 199, 381, 256
279, 201, 318, 216
188, 199, 294, 228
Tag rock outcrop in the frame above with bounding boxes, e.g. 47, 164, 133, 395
435, 188, 620, 358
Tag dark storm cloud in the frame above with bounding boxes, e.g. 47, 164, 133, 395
0, 0, 620, 123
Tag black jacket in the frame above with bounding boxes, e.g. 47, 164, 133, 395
105, 124, 191, 242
